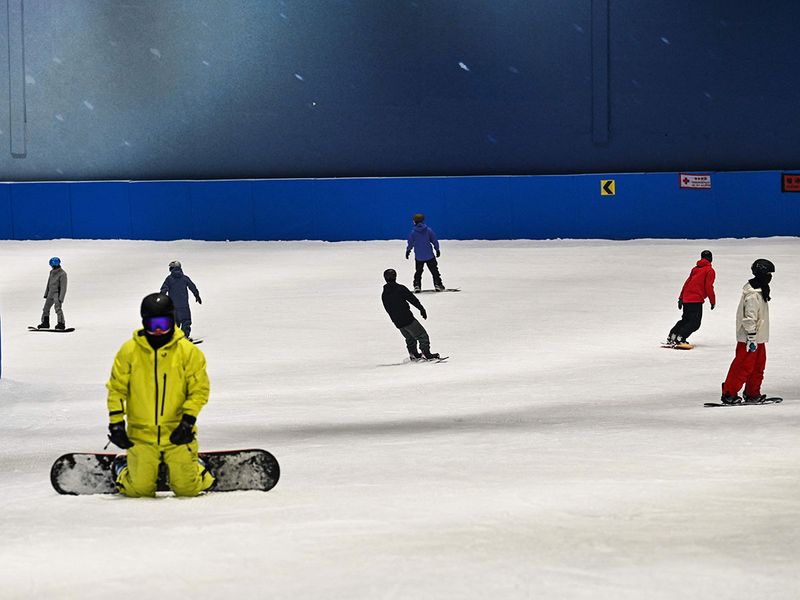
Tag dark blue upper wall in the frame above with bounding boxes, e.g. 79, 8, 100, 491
0, 1, 798, 181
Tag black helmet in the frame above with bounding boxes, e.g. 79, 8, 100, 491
751, 259, 775, 276
383, 268, 397, 282
168, 260, 181, 271
700, 250, 712, 262
140, 293, 175, 319
413, 213, 425, 224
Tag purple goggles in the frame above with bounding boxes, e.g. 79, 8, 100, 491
144, 316, 173, 334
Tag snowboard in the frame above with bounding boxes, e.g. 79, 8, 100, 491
411, 355, 449, 363
414, 288, 460, 293
50, 448, 280, 495
704, 397, 783, 408
188, 337, 204, 345
661, 343, 694, 350
28, 326, 75, 333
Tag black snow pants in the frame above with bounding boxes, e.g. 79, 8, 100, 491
413, 258, 443, 289
669, 302, 703, 342
175, 306, 193, 339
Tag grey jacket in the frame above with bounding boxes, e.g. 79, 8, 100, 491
160, 268, 200, 308
44, 266, 68, 302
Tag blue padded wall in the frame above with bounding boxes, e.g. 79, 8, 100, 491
129, 182, 192, 241
9, 184, 72, 240
70, 182, 132, 239
1, 171, 798, 241
0, 186, 12, 239
189, 181, 255, 241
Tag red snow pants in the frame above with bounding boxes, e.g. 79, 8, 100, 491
722, 342, 767, 398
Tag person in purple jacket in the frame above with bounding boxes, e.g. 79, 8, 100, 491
406, 213, 445, 292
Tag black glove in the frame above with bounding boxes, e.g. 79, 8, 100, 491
108, 422, 134, 449
436, 249, 441, 258
196, 296, 202, 304
169, 414, 196, 445
710, 303, 715, 310
419, 308, 427, 320
405, 250, 411, 260
677, 299, 683, 310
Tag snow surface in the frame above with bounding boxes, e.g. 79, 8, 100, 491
1, 238, 799, 599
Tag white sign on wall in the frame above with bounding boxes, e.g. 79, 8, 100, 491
679, 173, 712, 189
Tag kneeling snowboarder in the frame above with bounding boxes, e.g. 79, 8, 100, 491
381, 268, 440, 360
105, 293, 215, 497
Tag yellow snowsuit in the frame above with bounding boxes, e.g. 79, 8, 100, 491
106, 328, 215, 497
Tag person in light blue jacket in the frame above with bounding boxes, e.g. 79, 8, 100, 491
160, 261, 202, 340
406, 213, 445, 292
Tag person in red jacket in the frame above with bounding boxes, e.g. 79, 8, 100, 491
666, 250, 716, 346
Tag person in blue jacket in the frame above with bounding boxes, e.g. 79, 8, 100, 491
160, 261, 202, 340
406, 213, 445, 292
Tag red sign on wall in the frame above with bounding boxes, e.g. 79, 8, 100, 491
782, 173, 800, 192
679, 173, 711, 189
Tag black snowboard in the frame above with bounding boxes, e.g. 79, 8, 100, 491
28, 326, 75, 333
414, 288, 460, 293
411, 355, 449, 363
704, 397, 783, 408
50, 449, 280, 495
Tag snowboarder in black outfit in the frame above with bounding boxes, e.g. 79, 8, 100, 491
160, 261, 202, 340
381, 268, 440, 360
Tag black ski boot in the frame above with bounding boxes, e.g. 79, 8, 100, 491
721, 394, 742, 405
743, 393, 767, 404
55, 322, 66, 330
111, 455, 127, 479
198, 457, 216, 492
409, 351, 422, 361
721, 396, 742, 405
37, 318, 50, 329
422, 351, 440, 360
720, 383, 741, 404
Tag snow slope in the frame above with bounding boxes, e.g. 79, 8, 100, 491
1, 238, 798, 599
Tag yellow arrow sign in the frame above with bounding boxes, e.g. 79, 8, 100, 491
601, 180, 616, 196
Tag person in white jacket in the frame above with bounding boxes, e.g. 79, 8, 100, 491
720, 259, 775, 404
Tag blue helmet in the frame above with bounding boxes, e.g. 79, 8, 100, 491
49, 256, 61, 267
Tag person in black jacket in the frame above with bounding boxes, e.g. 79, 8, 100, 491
381, 268, 440, 360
